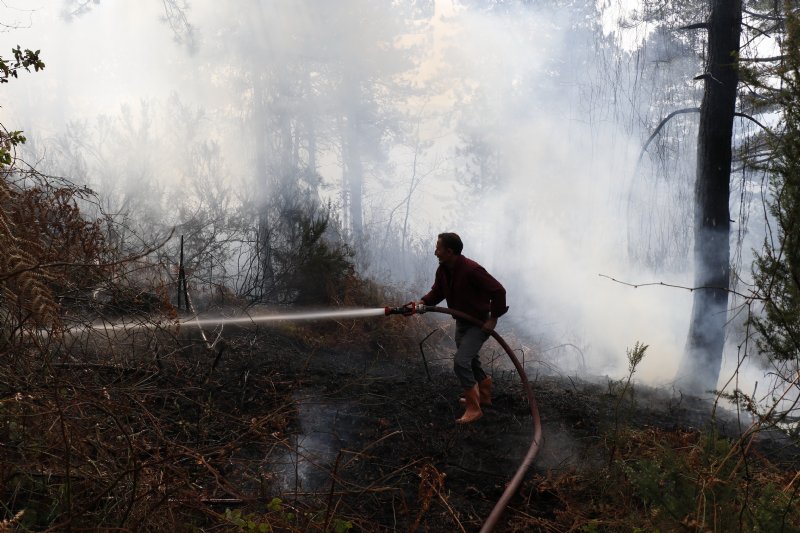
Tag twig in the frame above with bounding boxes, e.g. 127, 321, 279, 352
433, 482, 468, 533
784, 471, 800, 494
598, 273, 759, 300
418, 328, 442, 381
341, 430, 403, 469
53, 383, 73, 531
322, 451, 343, 533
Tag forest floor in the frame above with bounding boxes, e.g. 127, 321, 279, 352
5, 310, 797, 532
185, 314, 800, 532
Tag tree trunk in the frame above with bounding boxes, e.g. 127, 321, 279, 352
679, 0, 741, 393
344, 112, 364, 242
253, 79, 274, 301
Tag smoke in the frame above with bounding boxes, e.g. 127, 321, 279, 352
0, 1, 766, 388
414, 3, 698, 382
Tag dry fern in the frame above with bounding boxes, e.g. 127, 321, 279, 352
0, 172, 108, 331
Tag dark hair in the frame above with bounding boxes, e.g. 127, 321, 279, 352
437, 232, 463, 255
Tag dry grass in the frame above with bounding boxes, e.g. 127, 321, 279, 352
516, 426, 800, 532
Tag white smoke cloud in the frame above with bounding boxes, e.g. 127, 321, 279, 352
0, 0, 766, 391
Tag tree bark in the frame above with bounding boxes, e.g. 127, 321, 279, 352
344, 111, 364, 242
679, 0, 742, 393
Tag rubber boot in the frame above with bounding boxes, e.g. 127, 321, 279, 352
478, 376, 493, 406
456, 385, 482, 424
460, 377, 492, 406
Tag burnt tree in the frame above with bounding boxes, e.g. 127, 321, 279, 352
678, 0, 742, 393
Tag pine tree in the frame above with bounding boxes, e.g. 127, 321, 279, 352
751, 7, 800, 366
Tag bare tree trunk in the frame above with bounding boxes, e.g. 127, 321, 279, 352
344, 112, 364, 242
252, 76, 277, 301
679, 0, 741, 393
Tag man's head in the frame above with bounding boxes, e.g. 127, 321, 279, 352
435, 232, 463, 266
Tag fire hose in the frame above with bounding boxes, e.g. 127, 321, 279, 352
385, 302, 543, 533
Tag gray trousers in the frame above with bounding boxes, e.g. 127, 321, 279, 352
454, 319, 490, 389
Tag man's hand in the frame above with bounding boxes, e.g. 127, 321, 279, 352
482, 317, 497, 333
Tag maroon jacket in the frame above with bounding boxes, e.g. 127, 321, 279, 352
421, 255, 508, 322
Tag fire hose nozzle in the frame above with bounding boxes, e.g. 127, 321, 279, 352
384, 301, 427, 316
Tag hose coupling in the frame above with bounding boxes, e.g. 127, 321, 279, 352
384, 301, 427, 316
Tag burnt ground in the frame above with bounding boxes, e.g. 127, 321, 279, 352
21, 312, 792, 531
188, 317, 800, 533
5, 318, 798, 530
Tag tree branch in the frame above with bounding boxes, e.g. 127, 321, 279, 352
742, 21, 773, 39
637, 107, 700, 165
598, 274, 759, 301
740, 55, 788, 63
636, 108, 774, 169
679, 22, 710, 30
743, 9, 785, 22
734, 112, 775, 137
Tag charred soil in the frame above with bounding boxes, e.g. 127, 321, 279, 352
179, 316, 800, 532
2, 314, 798, 532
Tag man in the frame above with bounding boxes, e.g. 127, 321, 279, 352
419, 232, 508, 424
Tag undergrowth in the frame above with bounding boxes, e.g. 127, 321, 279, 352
516, 345, 800, 533
521, 426, 799, 532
